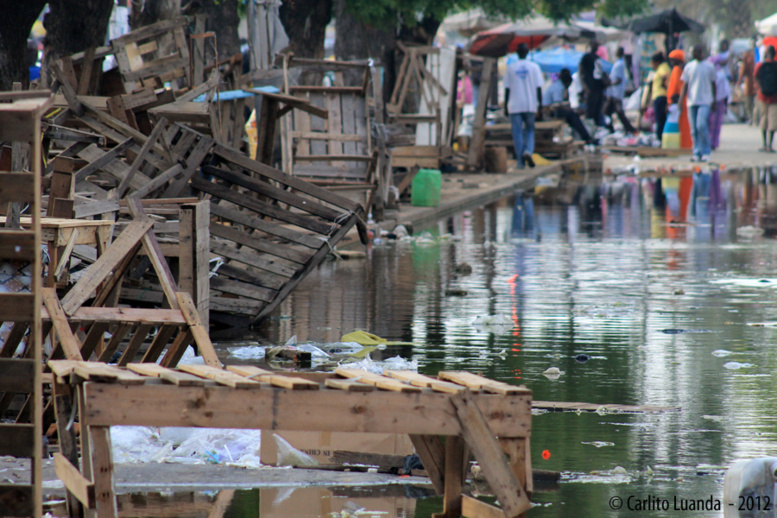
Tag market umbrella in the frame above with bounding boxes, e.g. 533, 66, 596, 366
620, 8, 704, 53
469, 16, 591, 58
439, 8, 507, 38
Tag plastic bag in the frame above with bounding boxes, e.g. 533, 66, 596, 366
273, 434, 318, 467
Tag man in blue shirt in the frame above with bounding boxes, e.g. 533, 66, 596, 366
603, 47, 637, 133
543, 68, 594, 144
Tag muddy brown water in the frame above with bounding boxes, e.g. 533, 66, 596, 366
117, 168, 777, 516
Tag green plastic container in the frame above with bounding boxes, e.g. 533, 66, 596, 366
411, 168, 442, 207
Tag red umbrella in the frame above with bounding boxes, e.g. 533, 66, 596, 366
469, 17, 589, 58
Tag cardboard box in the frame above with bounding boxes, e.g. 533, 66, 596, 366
260, 430, 414, 467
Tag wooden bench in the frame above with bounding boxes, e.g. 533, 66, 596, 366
49, 362, 533, 518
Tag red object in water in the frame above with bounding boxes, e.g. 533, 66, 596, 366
542, 449, 551, 460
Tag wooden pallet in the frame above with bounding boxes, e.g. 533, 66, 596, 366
0, 90, 52, 518
50, 362, 533, 518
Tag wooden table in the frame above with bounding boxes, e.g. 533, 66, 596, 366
49, 361, 533, 518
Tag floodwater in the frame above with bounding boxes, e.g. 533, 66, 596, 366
125, 166, 777, 517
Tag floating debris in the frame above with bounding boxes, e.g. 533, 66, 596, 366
723, 362, 754, 370
542, 367, 564, 380
582, 441, 615, 448
711, 349, 732, 357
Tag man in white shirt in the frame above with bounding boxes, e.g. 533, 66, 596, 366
680, 46, 717, 162
504, 43, 543, 168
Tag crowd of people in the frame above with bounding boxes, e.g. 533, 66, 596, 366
501, 36, 777, 168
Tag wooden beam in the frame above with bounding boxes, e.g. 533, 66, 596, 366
461, 496, 506, 518
41, 288, 83, 361
89, 426, 118, 516
443, 435, 465, 517
410, 435, 445, 495
53, 453, 95, 508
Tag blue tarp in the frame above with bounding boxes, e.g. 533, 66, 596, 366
509, 49, 613, 75
193, 86, 279, 103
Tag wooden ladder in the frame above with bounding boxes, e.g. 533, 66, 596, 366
0, 91, 52, 518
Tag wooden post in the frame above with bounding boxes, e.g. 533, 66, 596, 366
53, 383, 83, 516
443, 435, 465, 517
466, 58, 494, 172
89, 426, 117, 517
179, 201, 210, 329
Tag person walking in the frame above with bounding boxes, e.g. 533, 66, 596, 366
504, 42, 543, 168
680, 46, 717, 162
543, 68, 595, 145
579, 40, 609, 130
667, 49, 692, 149
754, 45, 777, 152
738, 37, 757, 125
708, 60, 730, 151
604, 47, 637, 134
642, 52, 672, 142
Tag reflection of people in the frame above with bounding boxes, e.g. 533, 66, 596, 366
604, 47, 637, 134
667, 49, 692, 149
543, 68, 594, 145
504, 43, 543, 169
643, 52, 671, 141
579, 40, 608, 128
755, 45, 777, 152
680, 46, 716, 162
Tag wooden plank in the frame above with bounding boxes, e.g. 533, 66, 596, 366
191, 177, 337, 236
73, 139, 134, 182
438, 371, 529, 396
210, 223, 310, 266
129, 163, 183, 199
73, 362, 147, 385
53, 382, 83, 516
0, 230, 36, 260
48, 359, 82, 382
79, 322, 111, 360
386, 371, 466, 394
291, 131, 362, 141
0, 173, 35, 205
127, 363, 205, 386
209, 276, 276, 303
409, 435, 445, 495
41, 288, 83, 361
209, 203, 322, 249
334, 368, 422, 393
115, 324, 152, 366
53, 453, 95, 508
323, 378, 374, 392
61, 219, 154, 314
97, 323, 132, 363
227, 365, 320, 390
90, 426, 118, 517
178, 364, 260, 389
114, 117, 169, 198
462, 496, 506, 518
84, 383, 531, 437
443, 435, 465, 517
0, 423, 34, 457
202, 165, 344, 222
0, 323, 28, 358
45, 307, 187, 326
290, 86, 364, 93
159, 328, 194, 368
0, 358, 35, 392
0, 485, 33, 517
501, 437, 532, 495
175, 292, 220, 367
451, 392, 531, 518
243, 88, 329, 119
211, 242, 295, 279
140, 324, 178, 363
0, 293, 36, 321
294, 155, 374, 162
532, 401, 677, 413
340, 93, 356, 156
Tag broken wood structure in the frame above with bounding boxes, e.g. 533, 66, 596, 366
50, 361, 534, 518
0, 91, 51, 518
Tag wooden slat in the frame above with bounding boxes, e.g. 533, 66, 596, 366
159, 328, 193, 368
0, 358, 34, 392
324, 378, 374, 391
140, 324, 178, 363
409, 435, 445, 495
294, 155, 373, 162
175, 292, 221, 367
79, 322, 110, 360
211, 242, 295, 279
127, 363, 205, 386
291, 131, 362, 141
386, 371, 466, 394
0, 293, 36, 321
451, 391, 531, 517
0, 423, 34, 457
0, 230, 36, 260
438, 371, 529, 395
334, 368, 422, 393
0, 485, 33, 517
209, 275, 277, 303
73, 362, 147, 385
226, 365, 319, 390
97, 323, 132, 363
42, 288, 83, 361
209, 223, 310, 266
48, 360, 81, 381
209, 203, 322, 249
177, 364, 260, 389
461, 495, 506, 518
117, 324, 153, 366
90, 426, 118, 516
53, 453, 95, 508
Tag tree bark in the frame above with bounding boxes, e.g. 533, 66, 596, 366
0, 0, 46, 90
334, 0, 395, 87
41, 0, 114, 87
279, 0, 332, 59
129, 0, 181, 29
198, 0, 240, 60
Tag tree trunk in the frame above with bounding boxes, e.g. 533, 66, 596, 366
334, 0, 395, 87
129, 0, 181, 29
279, 0, 332, 59
0, 0, 47, 90
41, 0, 114, 87
198, 0, 240, 60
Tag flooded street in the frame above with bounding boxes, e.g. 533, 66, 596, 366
244, 167, 777, 517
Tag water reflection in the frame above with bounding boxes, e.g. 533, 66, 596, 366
241, 167, 777, 517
